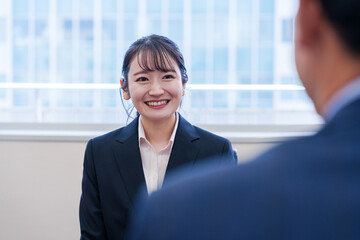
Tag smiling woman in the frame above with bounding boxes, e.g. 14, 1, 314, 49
79, 34, 238, 240
121, 35, 186, 127
124, 63, 183, 121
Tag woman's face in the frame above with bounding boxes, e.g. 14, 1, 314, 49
123, 55, 185, 123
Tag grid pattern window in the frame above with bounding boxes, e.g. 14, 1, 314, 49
0, 0, 320, 124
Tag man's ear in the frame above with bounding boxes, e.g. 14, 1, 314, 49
296, 0, 325, 48
120, 78, 130, 100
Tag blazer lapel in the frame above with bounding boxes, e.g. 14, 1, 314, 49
166, 114, 200, 176
111, 117, 146, 205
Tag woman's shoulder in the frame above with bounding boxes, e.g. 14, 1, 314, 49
193, 125, 229, 142
178, 115, 229, 143
90, 118, 139, 145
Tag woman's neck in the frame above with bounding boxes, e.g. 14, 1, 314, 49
141, 113, 177, 152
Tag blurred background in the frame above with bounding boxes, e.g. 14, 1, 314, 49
0, 0, 320, 125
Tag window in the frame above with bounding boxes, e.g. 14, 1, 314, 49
35, 45, 49, 72
0, 0, 320, 125
192, 0, 207, 14
282, 18, 294, 42
147, 0, 162, 13
80, 20, 94, 42
191, 19, 206, 44
168, 19, 183, 43
124, 0, 138, 14
102, 20, 116, 42
13, 0, 28, 17
13, 19, 28, 40
0, 18, 5, 42
102, 0, 116, 15
259, 0, 274, 14
35, 0, 49, 17
58, 0, 72, 14
0, 75, 6, 104
169, 0, 183, 14
80, 0, 93, 16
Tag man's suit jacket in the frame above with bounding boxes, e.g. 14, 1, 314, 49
128, 98, 360, 240
79, 114, 237, 240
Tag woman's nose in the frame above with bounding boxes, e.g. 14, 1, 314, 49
149, 80, 164, 96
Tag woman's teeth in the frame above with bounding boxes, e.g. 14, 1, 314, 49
147, 100, 168, 106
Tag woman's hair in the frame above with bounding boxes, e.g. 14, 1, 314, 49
120, 34, 188, 120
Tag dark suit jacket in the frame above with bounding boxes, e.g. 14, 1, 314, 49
128, 98, 360, 240
79, 114, 237, 240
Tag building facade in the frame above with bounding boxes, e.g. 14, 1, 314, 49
0, 0, 314, 124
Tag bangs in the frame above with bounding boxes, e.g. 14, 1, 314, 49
136, 44, 176, 73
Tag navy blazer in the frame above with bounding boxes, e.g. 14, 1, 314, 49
128, 98, 360, 240
79, 114, 237, 240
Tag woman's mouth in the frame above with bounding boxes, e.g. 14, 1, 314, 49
146, 100, 169, 107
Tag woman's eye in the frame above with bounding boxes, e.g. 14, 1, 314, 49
163, 75, 175, 80
136, 77, 148, 82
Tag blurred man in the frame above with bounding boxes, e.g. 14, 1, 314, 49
128, 0, 360, 239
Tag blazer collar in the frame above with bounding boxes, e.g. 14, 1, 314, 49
176, 113, 200, 141
114, 116, 139, 143
326, 97, 360, 132
112, 116, 145, 206
111, 114, 201, 204
114, 114, 200, 143
166, 114, 200, 174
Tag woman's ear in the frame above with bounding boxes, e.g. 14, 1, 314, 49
182, 84, 186, 96
120, 78, 131, 100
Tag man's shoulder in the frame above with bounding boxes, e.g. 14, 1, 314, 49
143, 134, 333, 213
129, 128, 360, 239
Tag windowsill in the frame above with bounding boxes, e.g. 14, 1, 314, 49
0, 123, 322, 143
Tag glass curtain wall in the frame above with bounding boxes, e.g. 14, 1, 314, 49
0, 0, 319, 124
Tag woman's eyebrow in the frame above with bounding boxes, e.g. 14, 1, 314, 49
133, 69, 176, 75
133, 70, 149, 76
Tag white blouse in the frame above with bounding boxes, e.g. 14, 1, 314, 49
138, 113, 179, 194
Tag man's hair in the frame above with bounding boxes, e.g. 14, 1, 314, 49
319, 0, 360, 56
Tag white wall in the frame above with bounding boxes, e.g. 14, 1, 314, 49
0, 140, 86, 240
0, 139, 275, 240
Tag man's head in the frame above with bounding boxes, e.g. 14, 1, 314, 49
295, 0, 360, 115
319, 0, 360, 55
